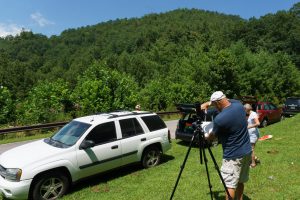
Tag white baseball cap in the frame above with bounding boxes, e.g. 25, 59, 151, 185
210, 91, 226, 102
135, 104, 141, 110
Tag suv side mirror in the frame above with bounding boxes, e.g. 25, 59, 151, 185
80, 140, 95, 150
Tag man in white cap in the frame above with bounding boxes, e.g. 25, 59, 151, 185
201, 91, 251, 200
135, 104, 141, 111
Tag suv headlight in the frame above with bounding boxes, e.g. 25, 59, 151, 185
0, 166, 22, 182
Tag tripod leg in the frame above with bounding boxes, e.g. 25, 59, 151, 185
206, 146, 233, 200
199, 135, 203, 164
200, 141, 214, 200
170, 131, 199, 200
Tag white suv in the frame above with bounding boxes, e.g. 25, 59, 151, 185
0, 111, 171, 199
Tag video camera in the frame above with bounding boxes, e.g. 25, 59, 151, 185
194, 102, 206, 121
176, 102, 218, 123
176, 102, 217, 141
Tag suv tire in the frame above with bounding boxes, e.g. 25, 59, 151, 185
32, 171, 69, 200
142, 146, 161, 168
280, 115, 284, 121
261, 118, 268, 128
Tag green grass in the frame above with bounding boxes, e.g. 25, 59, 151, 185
0, 131, 54, 144
60, 115, 300, 200
1, 115, 299, 199
0, 133, 53, 145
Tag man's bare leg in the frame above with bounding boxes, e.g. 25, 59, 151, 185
226, 188, 235, 200
236, 183, 244, 200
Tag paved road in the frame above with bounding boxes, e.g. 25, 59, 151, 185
0, 120, 178, 155
0, 140, 38, 155
165, 120, 177, 139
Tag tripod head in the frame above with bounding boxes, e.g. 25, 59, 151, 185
192, 102, 206, 132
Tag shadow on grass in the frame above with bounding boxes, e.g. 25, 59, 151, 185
176, 140, 214, 148
176, 140, 197, 147
212, 190, 251, 200
161, 154, 175, 164
68, 154, 175, 195
69, 165, 142, 194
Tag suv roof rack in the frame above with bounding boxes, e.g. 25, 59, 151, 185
107, 111, 152, 119
92, 111, 153, 119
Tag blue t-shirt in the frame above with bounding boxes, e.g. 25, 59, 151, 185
212, 99, 251, 159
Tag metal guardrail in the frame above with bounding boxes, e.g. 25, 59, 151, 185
0, 111, 179, 135
0, 122, 68, 134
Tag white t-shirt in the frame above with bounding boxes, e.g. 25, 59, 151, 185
247, 111, 259, 136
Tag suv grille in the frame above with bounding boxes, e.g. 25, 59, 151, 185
284, 98, 300, 113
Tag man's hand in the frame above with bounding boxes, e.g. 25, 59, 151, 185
205, 132, 215, 141
201, 101, 211, 111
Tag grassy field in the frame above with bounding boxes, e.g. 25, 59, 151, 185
0, 133, 53, 145
60, 114, 299, 200
1, 115, 299, 199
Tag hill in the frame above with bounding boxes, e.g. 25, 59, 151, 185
0, 6, 300, 124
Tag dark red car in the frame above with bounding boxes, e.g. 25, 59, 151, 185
256, 101, 283, 127
239, 96, 283, 127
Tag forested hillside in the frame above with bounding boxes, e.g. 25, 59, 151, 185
0, 4, 300, 125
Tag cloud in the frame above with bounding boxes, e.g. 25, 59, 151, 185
0, 23, 26, 37
31, 12, 54, 27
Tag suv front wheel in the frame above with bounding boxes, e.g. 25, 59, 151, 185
32, 171, 69, 200
142, 146, 161, 168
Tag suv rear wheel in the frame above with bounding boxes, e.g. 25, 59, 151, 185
142, 146, 161, 168
261, 118, 268, 128
280, 115, 284, 121
32, 171, 69, 200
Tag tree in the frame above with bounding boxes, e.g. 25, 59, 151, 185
71, 62, 139, 115
0, 86, 14, 124
290, 2, 300, 17
16, 80, 71, 124
248, 51, 300, 103
205, 48, 240, 97
139, 79, 170, 111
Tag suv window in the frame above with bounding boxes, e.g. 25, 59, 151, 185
269, 104, 277, 110
286, 98, 300, 105
120, 118, 144, 138
49, 121, 91, 147
257, 104, 262, 110
85, 121, 116, 145
264, 103, 271, 110
141, 115, 166, 131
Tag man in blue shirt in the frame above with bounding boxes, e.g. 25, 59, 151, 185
201, 91, 251, 200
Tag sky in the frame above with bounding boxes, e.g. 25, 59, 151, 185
0, 0, 299, 37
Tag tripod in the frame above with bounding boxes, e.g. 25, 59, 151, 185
170, 120, 232, 200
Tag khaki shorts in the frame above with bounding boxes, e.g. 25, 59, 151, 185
221, 154, 251, 189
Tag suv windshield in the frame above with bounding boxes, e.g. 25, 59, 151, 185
286, 98, 300, 105
48, 121, 91, 147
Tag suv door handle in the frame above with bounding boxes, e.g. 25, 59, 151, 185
111, 145, 118, 149
141, 138, 146, 141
